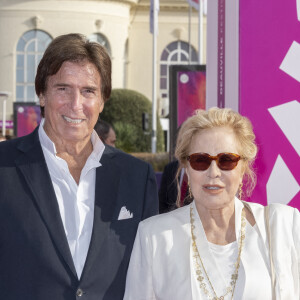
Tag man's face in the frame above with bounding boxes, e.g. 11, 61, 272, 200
40, 60, 104, 146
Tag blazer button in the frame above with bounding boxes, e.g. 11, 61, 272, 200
76, 288, 84, 297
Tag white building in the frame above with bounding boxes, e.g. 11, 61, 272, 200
0, 0, 206, 134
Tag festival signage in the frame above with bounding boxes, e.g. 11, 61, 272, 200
239, 0, 300, 208
207, 0, 300, 208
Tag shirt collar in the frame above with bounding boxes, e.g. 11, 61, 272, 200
38, 118, 105, 163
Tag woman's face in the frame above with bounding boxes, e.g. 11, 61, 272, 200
186, 126, 245, 211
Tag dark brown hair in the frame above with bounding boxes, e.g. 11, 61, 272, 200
35, 33, 112, 117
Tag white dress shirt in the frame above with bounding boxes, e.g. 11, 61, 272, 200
38, 119, 105, 278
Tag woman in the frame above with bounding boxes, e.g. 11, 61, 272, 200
124, 108, 300, 300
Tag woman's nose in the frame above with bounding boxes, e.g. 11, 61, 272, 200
206, 160, 221, 178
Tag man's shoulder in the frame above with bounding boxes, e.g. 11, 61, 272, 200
0, 131, 40, 165
0, 135, 27, 156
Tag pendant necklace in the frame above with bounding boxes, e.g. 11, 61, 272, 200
190, 205, 246, 300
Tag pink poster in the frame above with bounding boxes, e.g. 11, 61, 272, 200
169, 65, 206, 155
14, 103, 41, 137
239, 1, 300, 208
177, 70, 206, 126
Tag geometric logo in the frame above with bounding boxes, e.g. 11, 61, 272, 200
266, 155, 300, 205
267, 101, 300, 205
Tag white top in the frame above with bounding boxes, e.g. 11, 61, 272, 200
208, 241, 238, 285
38, 119, 105, 278
206, 241, 240, 298
123, 198, 296, 300
191, 201, 271, 299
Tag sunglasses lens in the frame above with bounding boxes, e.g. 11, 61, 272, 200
189, 154, 211, 171
218, 154, 240, 170
188, 153, 241, 171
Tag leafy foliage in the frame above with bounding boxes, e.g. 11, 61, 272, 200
100, 89, 164, 153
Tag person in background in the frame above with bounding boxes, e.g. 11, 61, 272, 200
124, 107, 300, 300
158, 160, 179, 213
159, 125, 190, 213
0, 134, 13, 141
0, 33, 158, 300
159, 160, 190, 213
94, 119, 116, 147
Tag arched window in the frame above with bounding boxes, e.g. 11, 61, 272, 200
89, 33, 111, 56
16, 30, 52, 102
160, 41, 198, 116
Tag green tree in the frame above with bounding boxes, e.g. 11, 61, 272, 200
100, 89, 164, 153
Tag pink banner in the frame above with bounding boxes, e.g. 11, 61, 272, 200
0, 120, 13, 129
240, 1, 300, 208
15, 104, 41, 137
177, 70, 206, 126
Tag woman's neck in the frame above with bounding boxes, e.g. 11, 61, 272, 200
195, 201, 236, 245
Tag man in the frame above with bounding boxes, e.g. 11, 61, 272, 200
0, 33, 158, 300
94, 119, 117, 147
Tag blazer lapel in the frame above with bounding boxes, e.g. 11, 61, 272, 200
15, 129, 77, 278
81, 147, 121, 279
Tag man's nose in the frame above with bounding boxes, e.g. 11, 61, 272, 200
70, 89, 83, 110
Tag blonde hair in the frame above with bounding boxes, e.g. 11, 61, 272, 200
174, 107, 257, 206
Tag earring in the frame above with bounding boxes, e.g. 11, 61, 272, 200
239, 182, 243, 200
188, 181, 193, 199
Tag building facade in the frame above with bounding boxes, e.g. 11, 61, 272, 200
0, 0, 206, 133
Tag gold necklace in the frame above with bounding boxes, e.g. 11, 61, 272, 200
190, 205, 246, 300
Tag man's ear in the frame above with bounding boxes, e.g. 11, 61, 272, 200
39, 94, 45, 107
99, 100, 104, 114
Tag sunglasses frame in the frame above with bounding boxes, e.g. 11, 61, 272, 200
187, 152, 242, 171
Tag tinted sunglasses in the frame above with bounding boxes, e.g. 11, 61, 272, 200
187, 152, 242, 171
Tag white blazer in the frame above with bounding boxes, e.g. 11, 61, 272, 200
124, 198, 300, 300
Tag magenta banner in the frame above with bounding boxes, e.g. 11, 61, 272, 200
240, 1, 300, 208
0, 120, 13, 129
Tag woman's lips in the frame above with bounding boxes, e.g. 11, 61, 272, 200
203, 184, 224, 193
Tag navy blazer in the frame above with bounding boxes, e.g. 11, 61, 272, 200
0, 127, 158, 300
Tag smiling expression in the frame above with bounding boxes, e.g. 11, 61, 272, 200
186, 126, 245, 211
40, 60, 104, 146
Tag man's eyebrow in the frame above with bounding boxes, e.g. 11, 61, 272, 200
82, 86, 98, 91
53, 83, 70, 87
52, 84, 98, 90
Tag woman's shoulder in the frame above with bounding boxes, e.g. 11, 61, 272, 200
243, 200, 297, 215
268, 203, 299, 223
245, 200, 299, 227
139, 204, 191, 234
